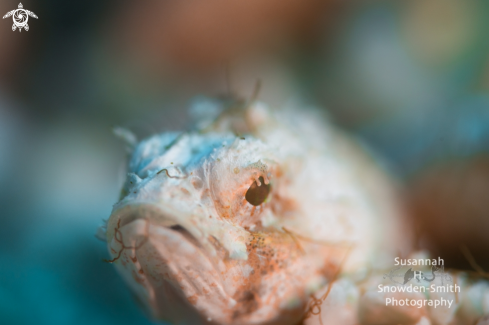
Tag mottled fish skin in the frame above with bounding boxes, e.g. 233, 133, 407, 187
104, 98, 410, 324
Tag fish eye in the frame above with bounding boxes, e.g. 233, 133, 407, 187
245, 176, 270, 206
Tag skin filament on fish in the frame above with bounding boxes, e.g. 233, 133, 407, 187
304, 246, 352, 325
104, 218, 150, 264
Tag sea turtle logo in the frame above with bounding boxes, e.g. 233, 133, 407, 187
3, 3, 38, 32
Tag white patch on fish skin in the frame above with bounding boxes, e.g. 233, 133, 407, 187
241, 265, 254, 278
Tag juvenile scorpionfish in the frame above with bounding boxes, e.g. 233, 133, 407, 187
102, 97, 411, 324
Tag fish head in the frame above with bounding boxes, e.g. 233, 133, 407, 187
104, 99, 409, 325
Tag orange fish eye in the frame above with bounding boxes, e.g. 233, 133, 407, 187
245, 176, 270, 206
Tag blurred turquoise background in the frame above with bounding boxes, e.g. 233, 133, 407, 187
1, 0, 489, 324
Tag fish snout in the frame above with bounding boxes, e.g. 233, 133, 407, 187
105, 204, 232, 324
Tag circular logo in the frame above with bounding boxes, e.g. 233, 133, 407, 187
13, 9, 28, 28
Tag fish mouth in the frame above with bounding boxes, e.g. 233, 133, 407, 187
105, 204, 313, 325
106, 204, 232, 324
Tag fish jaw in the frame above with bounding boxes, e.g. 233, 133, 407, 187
105, 203, 343, 325
106, 204, 231, 324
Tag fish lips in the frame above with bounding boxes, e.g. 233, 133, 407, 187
105, 203, 233, 324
